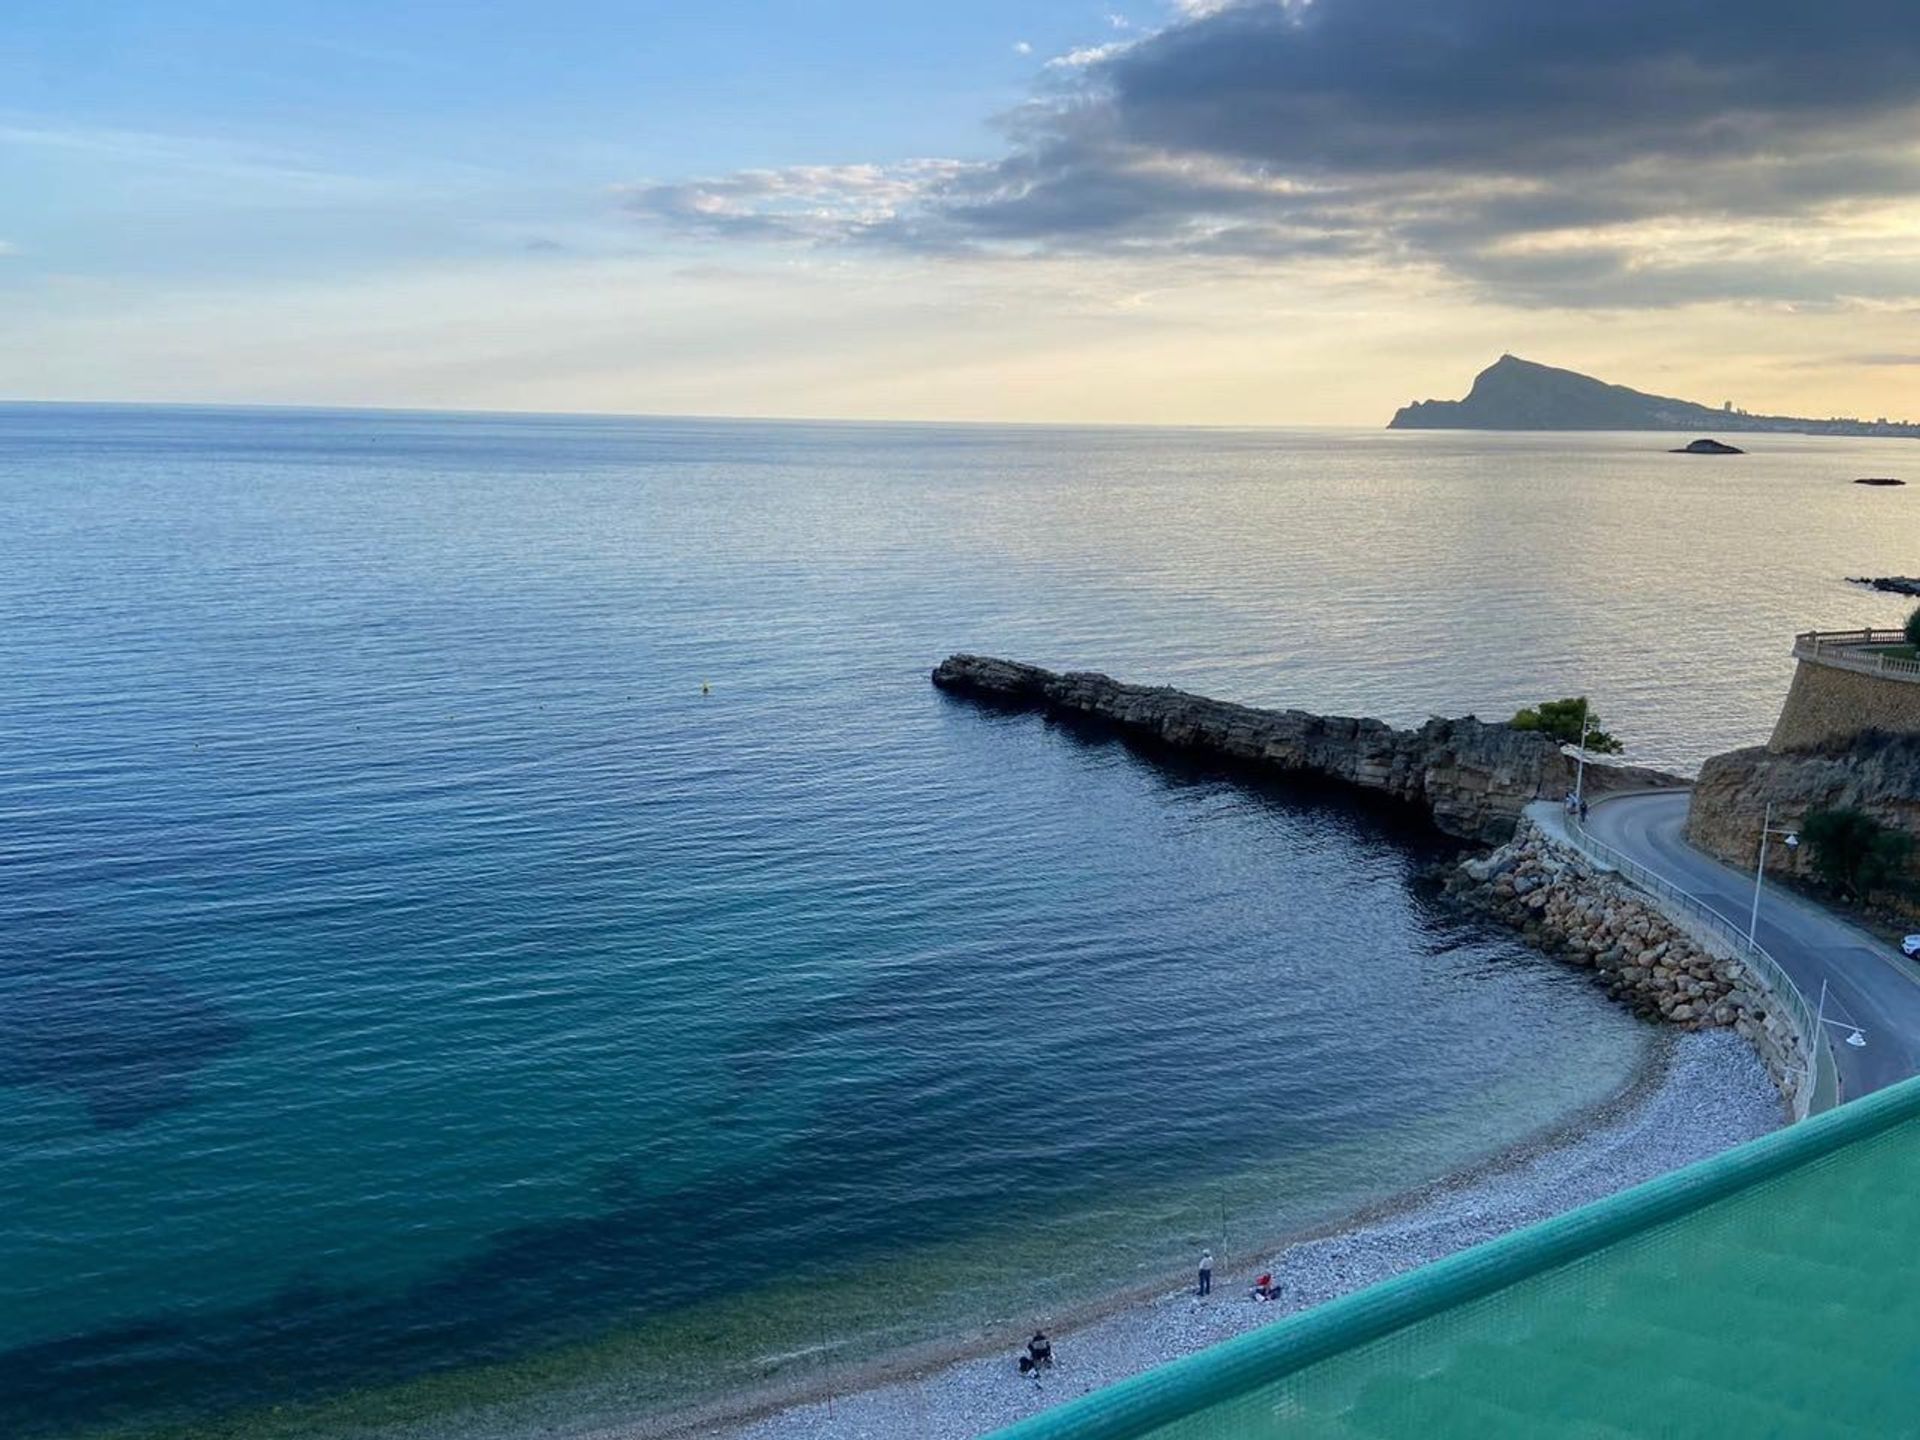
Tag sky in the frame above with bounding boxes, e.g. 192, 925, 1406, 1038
4, 0, 1920, 425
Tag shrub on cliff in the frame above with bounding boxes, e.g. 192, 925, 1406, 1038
1800, 807, 1917, 901
1511, 698, 1623, 754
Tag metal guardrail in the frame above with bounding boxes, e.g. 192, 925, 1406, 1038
1561, 812, 1838, 1116
1795, 628, 1920, 681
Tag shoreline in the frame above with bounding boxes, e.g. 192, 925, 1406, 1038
636, 1026, 1782, 1440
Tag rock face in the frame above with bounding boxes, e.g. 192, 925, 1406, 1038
932, 654, 1577, 842
1671, 438, 1745, 454
1447, 817, 1809, 1105
1687, 736, 1920, 923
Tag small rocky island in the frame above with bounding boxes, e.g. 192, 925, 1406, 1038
1672, 438, 1744, 455
1849, 576, 1920, 596
1855, 477, 1906, 486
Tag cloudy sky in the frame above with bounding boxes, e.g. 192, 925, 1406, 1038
5, 0, 1920, 423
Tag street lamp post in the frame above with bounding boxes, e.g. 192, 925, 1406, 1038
1810, 979, 1867, 1050
1747, 801, 1800, 951
1573, 699, 1592, 812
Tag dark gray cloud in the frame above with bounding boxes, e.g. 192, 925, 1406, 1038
1103, 0, 1920, 176
627, 0, 1920, 307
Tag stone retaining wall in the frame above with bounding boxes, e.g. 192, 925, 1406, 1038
1447, 816, 1810, 1112
1769, 656, 1920, 753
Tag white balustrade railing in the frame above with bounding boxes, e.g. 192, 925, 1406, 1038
1794, 629, 1920, 681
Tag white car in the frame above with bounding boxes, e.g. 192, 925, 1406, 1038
1904, 935, 1920, 959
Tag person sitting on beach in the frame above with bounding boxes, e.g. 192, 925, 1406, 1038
1250, 1273, 1277, 1302
1027, 1331, 1053, 1368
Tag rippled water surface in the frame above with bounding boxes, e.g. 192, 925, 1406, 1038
0, 407, 1909, 1438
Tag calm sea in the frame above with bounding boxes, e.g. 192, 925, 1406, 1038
0, 405, 1911, 1438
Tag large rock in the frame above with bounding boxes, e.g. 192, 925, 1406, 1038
931, 654, 1577, 842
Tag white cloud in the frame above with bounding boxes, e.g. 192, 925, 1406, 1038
1013, 40, 1032, 55
0, 241, 17, 257
1045, 42, 1131, 70
620, 160, 978, 242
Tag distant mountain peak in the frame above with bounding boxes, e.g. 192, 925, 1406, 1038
1389, 357, 1920, 438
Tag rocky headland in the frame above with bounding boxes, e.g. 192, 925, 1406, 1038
933, 654, 1585, 842
1390, 354, 1920, 438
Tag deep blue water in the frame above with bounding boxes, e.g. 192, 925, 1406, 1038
0, 405, 1910, 1438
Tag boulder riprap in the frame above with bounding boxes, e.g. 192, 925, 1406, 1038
1446, 817, 1809, 1101
931, 653, 1576, 842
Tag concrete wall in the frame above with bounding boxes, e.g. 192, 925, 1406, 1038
1769, 658, 1920, 753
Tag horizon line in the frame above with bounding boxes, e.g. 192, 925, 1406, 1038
0, 396, 1376, 433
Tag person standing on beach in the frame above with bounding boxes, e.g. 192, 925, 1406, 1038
1198, 1250, 1213, 1297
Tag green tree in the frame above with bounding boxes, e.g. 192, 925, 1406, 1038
1905, 604, 1920, 651
1800, 807, 1917, 901
1510, 697, 1624, 754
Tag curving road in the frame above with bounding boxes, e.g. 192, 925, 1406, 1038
1585, 791, 1920, 1101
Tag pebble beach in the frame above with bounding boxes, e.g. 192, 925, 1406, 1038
665, 1029, 1782, 1440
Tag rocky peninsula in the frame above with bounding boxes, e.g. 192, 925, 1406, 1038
932, 654, 1643, 842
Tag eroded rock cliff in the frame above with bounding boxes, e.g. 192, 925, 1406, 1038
932, 653, 1578, 842
1688, 733, 1920, 922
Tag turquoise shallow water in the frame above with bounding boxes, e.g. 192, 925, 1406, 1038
0, 406, 1911, 1437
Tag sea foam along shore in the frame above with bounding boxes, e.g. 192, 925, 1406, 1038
663, 1029, 1780, 1440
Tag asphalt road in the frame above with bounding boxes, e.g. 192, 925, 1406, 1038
1586, 790, 1920, 1101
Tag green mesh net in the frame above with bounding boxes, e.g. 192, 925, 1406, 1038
988, 1076, 1920, 1440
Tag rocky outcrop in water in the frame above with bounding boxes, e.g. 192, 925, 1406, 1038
1687, 735, 1920, 923
932, 654, 1582, 842
1849, 576, 1920, 596
1671, 438, 1744, 455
